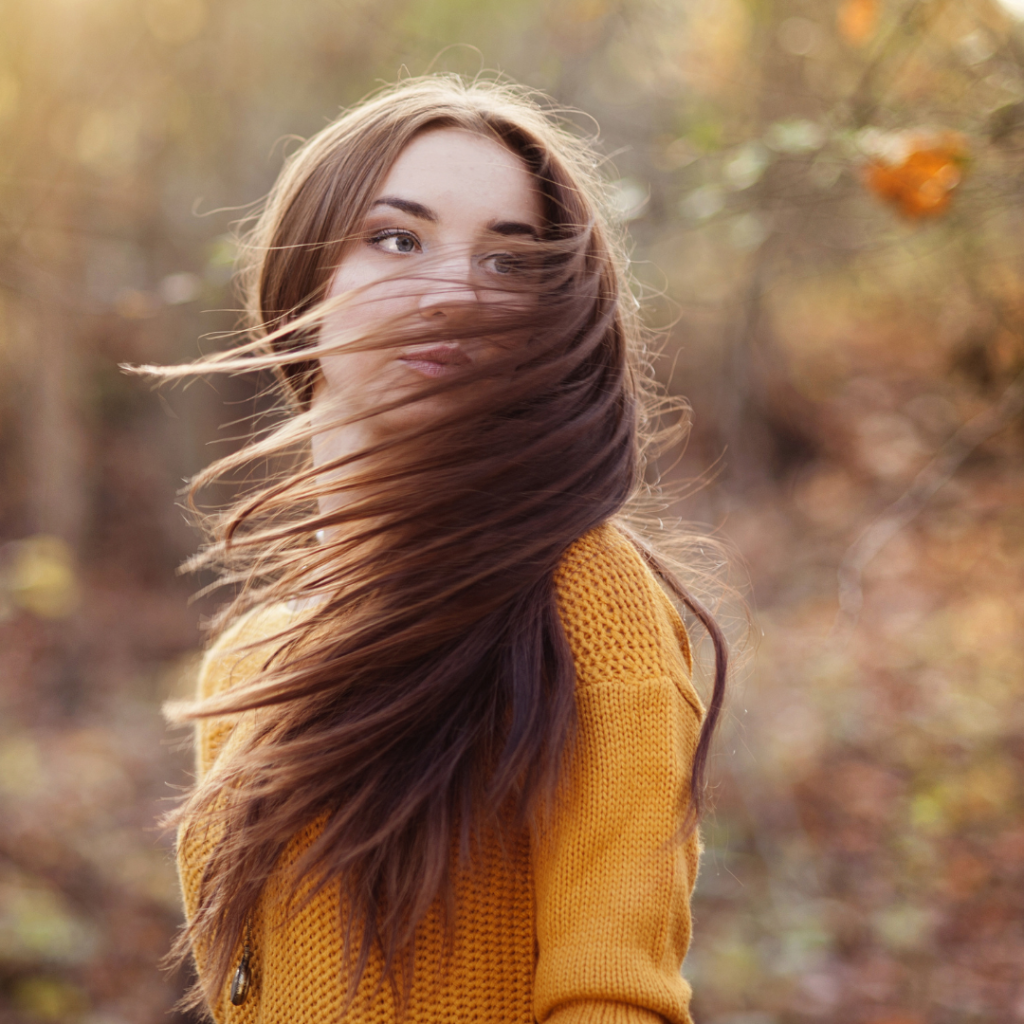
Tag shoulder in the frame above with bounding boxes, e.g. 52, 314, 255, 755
197, 602, 296, 701
553, 523, 699, 708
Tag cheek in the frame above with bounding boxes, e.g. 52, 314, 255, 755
327, 252, 418, 319
318, 277, 417, 371
317, 275, 408, 401
478, 274, 538, 304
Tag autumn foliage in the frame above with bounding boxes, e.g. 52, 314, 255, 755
839, 0, 880, 47
863, 132, 970, 218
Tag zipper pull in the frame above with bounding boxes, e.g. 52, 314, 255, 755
229, 913, 254, 1007
229, 946, 252, 1006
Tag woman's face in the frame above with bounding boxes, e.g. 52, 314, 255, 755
312, 127, 544, 465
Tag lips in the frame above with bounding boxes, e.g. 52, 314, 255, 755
398, 343, 471, 378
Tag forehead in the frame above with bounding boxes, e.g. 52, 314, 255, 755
376, 128, 543, 224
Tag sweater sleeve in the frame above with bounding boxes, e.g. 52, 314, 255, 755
177, 605, 294, 1024
532, 525, 704, 1024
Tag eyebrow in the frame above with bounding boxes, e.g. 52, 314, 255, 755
371, 196, 437, 221
370, 196, 540, 239
489, 221, 540, 239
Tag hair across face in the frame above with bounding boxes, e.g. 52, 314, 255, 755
160, 76, 727, 1016
311, 128, 546, 494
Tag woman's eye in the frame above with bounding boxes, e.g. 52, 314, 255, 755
371, 230, 420, 254
482, 252, 521, 275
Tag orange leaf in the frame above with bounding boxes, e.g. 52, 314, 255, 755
863, 133, 969, 219
839, 0, 879, 46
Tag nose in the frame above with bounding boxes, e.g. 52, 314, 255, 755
417, 254, 477, 319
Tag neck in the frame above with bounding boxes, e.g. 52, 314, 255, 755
309, 396, 379, 533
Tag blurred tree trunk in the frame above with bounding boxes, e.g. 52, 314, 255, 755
12, 167, 89, 552
17, 291, 88, 547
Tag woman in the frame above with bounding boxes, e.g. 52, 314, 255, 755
154, 75, 727, 1024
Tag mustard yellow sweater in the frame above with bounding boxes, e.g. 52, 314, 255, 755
178, 523, 704, 1024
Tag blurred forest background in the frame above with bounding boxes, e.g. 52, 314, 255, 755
2, 0, 1023, 1021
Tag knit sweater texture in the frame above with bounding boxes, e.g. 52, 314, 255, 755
178, 523, 704, 1024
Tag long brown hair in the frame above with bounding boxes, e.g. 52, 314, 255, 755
143, 75, 728, 1012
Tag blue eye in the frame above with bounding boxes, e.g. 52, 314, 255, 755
371, 230, 420, 254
